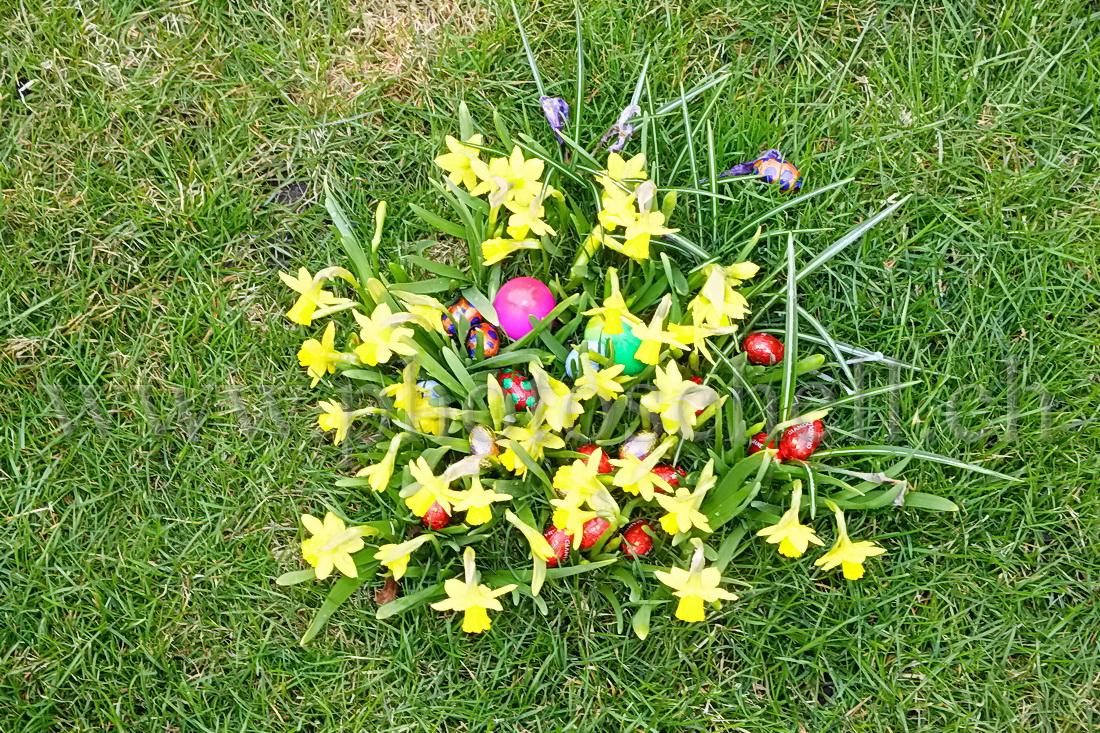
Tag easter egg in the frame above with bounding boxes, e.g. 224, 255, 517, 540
747, 432, 777, 456
422, 502, 451, 530
585, 318, 645, 376
743, 333, 785, 366
441, 297, 483, 336
753, 151, 802, 193
579, 517, 611, 550
619, 431, 658, 461
620, 520, 655, 557
565, 339, 607, 379
416, 379, 444, 402
469, 424, 499, 468
577, 444, 614, 474
496, 368, 538, 412
650, 465, 686, 493
778, 420, 825, 461
493, 277, 556, 340
543, 526, 571, 568
466, 322, 500, 357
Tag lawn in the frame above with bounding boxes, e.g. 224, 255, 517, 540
2, 0, 1099, 730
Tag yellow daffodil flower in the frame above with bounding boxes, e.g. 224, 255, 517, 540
300, 512, 374, 580
391, 289, 450, 335
470, 146, 547, 207
574, 357, 628, 402
297, 321, 358, 387
374, 534, 433, 581
402, 457, 455, 517
597, 187, 637, 232
497, 418, 566, 476
504, 193, 556, 240
434, 134, 485, 190
596, 152, 648, 195
581, 225, 611, 257
656, 459, 717, 536
640, 359, 719, 439
610, 436, 676, 501
756, 480, 824, 558
355, 434, 403, 492
279, 266, 357, 326
530, 362, 584, 432
668, 321, 739, 362
316, 399, 377, 445
352, 303, 418, 366
610, 181, 677, 261
814, 502, 886, 580
549, 500, 598, 549
380, 363, 454, 436
582, 269, 641, 335
431, 548, 517, 634
451, 476, 512, 526
504, 511, 555, 562
631, 295, 689, 366
654, 539, 738, 622
551, 450, 604, 500
689, 262, 760, 329
481, 237, 540, 266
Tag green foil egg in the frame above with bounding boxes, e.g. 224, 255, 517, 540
584, 317, 645, 376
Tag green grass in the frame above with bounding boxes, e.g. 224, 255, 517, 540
2, 0, 1099, 730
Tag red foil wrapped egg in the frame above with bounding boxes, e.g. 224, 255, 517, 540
747, 432, 777, 456
466, 322, 500, 357
441, 297, 483, 336
687, 376, 707, 416
543, 526, 571, 568
496, 368, 538, 412
620, 520, 655, 557
778, 420, 825, 460
577, 444, 614, 474
422, 502, 451, 530
579, 517, 611, 550
743, 333, 785, 366
650, 465, 686, 493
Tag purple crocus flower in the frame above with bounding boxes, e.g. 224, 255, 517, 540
599, 104, 641, 153
539, 96, 570, 143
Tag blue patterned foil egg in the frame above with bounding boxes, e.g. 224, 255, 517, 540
752, 150, 802, 193
565, 339, 607, 379
466, 322, 500, 358
415, 379, 444, 402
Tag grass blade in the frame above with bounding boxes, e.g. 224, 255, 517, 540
779, 235, 798, 423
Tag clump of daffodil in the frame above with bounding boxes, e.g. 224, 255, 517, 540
279, 266, 358, 326
689, 261, 760, 329
654, 539, 739, 623
640, 359, 719, 439
355, 434, 403, 492
297, 321, 359, 387
470, 145, 558, 208
434, 133, 485, 190
388, 287, 450, 335
756, 480, 824, 558
450, 476, 512, 526
656, 459, 717, 536
667, 320, 739, 362
583, 269, 641, 335
316, 400, 378, 445
430, 547, 517, 634
497, 416, 566, 476
374, 534, 433, 581
352, 303, 418, 366
529, 362, 584, 432
380, 363, 454, 436
481, 237, 540, 266
609, 181, 676, 261
630, 295, 689, 366
610, 436, 677, 501
300, 512, 374, 580
573, 355, 628, 402
814, 501, 886, 580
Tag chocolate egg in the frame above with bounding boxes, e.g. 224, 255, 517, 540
543, 526, 571, 568
620, 520, 655, 557
747, 432, 777, 455
422, 502, 450, 530
778, 420, 825, 460
742, 333, 785, 366
585, 318, 645, 376
466, 322, 500, 357
496, 368, 538, 412
564, 339, 607, 379
579, 517, 611, 550
441, 297, 483, 336
469, 424, 499, 468
619, 431, 658, 460
577, 444, 614, 474
753, 151, 802, 193
493, 277, 556, 340
416, 379, 444, 402
650, 465, 686, 493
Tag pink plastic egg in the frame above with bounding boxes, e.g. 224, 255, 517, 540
492, 277, 556, 340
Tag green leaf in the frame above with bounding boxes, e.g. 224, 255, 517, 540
903, 492, 960, 512
779, 235, 799, 423
461, 286, 500, 325
405, 255, 470, 282
439, 345, 477, 394
376, 582, 445, 620
811, 446, 1018, 482
631, 604, 652, 640
713, 525, 748, 571
409, 203, 467, 239
413, 349, 466, 397
324, 183, 374, 287
300, 564, 377, 645
276, 569, 317, 586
